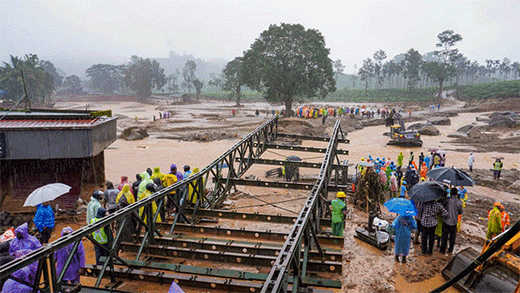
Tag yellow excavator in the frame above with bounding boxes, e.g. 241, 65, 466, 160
435, 219, 520, 293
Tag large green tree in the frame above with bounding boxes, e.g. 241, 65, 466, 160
403, 48, 422, 90
333, 59, 345, 83
63, 75, 83, 94
193, 78, 204, 97
423, 30, 463, 95
0, 54, 54, 104
86, 64, 124, 94
223, 57, 245, 106
358, 58, 375, 90
373, 50, 387, 89
242, 23, 335, 115
182, 60, 197, 93
124, 56, 166, 102
40, 60, 63, 88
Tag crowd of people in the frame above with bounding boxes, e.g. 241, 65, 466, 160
294, 105, 398, 123
1, 163, 202, 292
1, 147, 509, 291
0, 221, 86, 292
354, 149, 510, 264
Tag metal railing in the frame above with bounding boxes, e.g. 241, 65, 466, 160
0, 115, 279, 292
261, 120, 345, 292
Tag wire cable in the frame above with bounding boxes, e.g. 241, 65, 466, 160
231, 197, 306, 210
233, 192, 301, 214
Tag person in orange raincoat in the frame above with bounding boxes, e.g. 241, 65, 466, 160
420, 162, 427, 179
500, 205, 510, 232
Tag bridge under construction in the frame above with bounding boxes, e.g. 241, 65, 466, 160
0, 116, 352, 293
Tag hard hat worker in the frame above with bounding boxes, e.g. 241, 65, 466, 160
330, 192, 347, 237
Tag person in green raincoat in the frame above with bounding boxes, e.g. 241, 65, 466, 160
330, 192, 347, 236
397, 152, 404, 167
487, 202, 502, 239
138, 171, 153, 197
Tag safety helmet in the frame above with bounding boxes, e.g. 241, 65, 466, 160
337, 192, 346, 198
402, 181, 407, 185
382, 157, 385, 160
421, 177, 425, 181
361, 158, 365, 161
92, 190, 103, 200
376, 157, 380, 161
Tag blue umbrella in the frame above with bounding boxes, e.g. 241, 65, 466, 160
383, 198, 417, 216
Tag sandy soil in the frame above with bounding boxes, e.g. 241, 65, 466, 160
50, 97, 519, 293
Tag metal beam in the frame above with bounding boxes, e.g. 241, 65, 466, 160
224, 177, 351, 192
262, 120, 346, 292
184, 208, 333, 226
255, 143, 349, 155
157, 223, 344, 246
118, 244, 341, 272
84, 265, 335, 293
236, 158, 347, 170
277, 133, 349, 143
122, 236, 342, 261
105, 258, 341, 288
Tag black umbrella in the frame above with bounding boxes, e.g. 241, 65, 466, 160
286, 155, 302, 162
409, 181, 447, 202
426, 167, 475, 186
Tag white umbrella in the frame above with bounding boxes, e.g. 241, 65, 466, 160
23, 183, 71, 207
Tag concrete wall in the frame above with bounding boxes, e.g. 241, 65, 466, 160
0, 117, 116, 160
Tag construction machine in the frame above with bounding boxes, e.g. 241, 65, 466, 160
439, 220, 520, 293
384, 110, 422, 147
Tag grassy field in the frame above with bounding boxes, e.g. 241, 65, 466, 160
167, 80, 519, 104
324, 88, 441, 102
456, 80, 520, 100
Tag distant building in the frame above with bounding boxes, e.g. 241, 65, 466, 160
0, 109, 117, 213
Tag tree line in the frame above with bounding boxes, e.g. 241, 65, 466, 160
354, 30, 520, 95
1, 27, 518, 107
0, 55, 209, 103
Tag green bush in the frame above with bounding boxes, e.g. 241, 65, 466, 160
324, 88, 440, 102
456, 80, 520, 100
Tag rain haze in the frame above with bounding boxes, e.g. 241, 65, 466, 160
1, 0, 519, 76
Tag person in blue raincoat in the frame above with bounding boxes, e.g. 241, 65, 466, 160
9, 223, 42, 255
33, 202, 55, 244
392, 214, 417, 263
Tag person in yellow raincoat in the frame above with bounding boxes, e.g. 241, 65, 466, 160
188, 167, 204, 205
487, 202, 502, 239
150, 167, 165, 182
116, 184, 135, 205
139, 183, 161, 224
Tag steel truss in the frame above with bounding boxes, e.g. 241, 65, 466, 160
0, 116, 279, 292
261, 120, 345, 292
0, 116, 348, 292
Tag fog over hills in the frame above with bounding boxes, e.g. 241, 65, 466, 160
51, 51, 227, 80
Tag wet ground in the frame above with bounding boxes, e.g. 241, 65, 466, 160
50, 97, 520, 292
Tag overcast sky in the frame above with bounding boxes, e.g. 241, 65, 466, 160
1, 0, 519, 76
